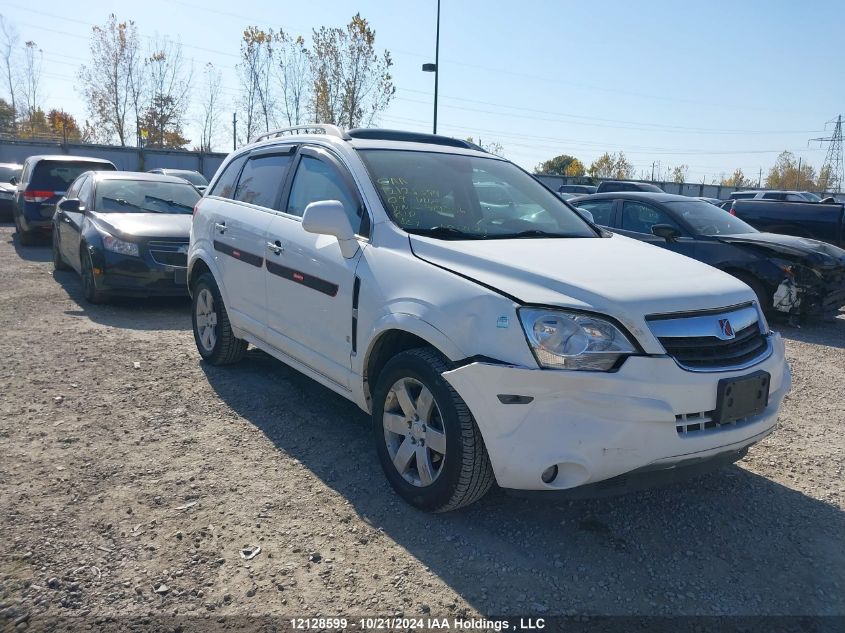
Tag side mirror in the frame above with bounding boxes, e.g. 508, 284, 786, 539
58, 198, 82, 213
302, 200, 359, 258
651, 224, 680, 242
574, 207, 594, 224
9, 176, 17, 186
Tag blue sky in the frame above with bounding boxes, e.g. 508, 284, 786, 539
2, 0, 843, 181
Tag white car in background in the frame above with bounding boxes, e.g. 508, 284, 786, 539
187, 125, 791, 512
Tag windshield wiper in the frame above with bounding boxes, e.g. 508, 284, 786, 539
102, 196, 142, 210
487, 229, 583, 239
405, 227, 486, 240
144, 195, 194, 212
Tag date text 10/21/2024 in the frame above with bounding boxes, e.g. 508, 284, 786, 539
289, 617, 547, 631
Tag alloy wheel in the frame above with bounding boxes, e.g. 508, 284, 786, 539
382, 377, 447, 487
195, 288, 218, 353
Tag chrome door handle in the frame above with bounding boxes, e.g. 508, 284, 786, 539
267, 241, 284, 255
214, 222, 227, 233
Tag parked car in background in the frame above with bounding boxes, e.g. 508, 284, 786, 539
188, 125, 790, 511
0, 163, 22, 219
52, 171, 199, 303
728, 199, 844, 248
730, 190, 822, 202
558, 184, 597, 194
571, 192, 845, 319
14, 155, 117, 244
596, 180, 663, 193
147, 168, 209, 193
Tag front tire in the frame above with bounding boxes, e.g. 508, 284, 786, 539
80, 247, 106, 304
191, 273, 247, 365
730, 271, 772, 316
372, 347, 494, 512
52, 230, 70, 271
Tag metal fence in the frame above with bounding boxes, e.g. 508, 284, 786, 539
0, 139, 228, 179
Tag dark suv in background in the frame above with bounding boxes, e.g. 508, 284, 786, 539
14, 155, 116, 244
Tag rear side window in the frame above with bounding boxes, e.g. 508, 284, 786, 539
31, 161, 114, 191
762, 192, 784, 200
575, 200, 614, 226
209, 154, 248, 199
234, 154, 292, 208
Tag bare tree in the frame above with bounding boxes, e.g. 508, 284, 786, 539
19, 41, 43, 134
78, 15, 142, 146
237, 27, 274, 143
275, 30, 310, 126
198, 62, 223, 151
141, 36, 192, 147
310, 14, 394, 128
0, 15, 19, 133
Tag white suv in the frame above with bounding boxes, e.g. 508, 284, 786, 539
188, 125, 791, 512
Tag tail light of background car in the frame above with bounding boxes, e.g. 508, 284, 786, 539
23, 190, 56, 203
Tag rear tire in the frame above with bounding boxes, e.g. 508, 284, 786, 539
14, 212, 35, 246
191, 273, 247, 365
730, 271, 772, 316
372, 347, 494, 512
52, 230, 70, 271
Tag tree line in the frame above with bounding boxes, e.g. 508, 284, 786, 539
0, 12, 394, 151
535, 149, 834, 191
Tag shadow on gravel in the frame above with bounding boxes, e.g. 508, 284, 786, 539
777, 314, 845, 350
8, 229, 52, 262
203, 348, 845, 616
51, 269, 191, 331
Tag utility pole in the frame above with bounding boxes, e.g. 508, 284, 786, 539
421, 0, 441, 134
758, 168, 762, 188
651, 161, 656, 181
797, 156, 802, 190
232, 112, 237, 151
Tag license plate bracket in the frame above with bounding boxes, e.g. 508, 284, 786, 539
714, 370, 770, 424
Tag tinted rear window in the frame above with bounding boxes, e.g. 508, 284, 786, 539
31, 161, 115, 191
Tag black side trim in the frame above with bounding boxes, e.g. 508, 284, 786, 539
266, 260, 339, 297
213, 240, 264, 267
351, 275, 361, 352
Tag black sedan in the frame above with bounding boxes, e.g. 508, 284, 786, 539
52, 171, 200, 303
570, 192, 845, 319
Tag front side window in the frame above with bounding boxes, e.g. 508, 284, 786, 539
234, 154, 293, 208
621, 201, 683, 235
209, 154, 248, 199
77, 177, 94, 207
286, 156, 361, 232
95, 180, 200, 214
358, 150, 595, 239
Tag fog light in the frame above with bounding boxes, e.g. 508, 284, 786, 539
541, 465, 558, 484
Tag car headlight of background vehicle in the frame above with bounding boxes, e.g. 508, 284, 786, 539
519, 308, 637, 371
102, 234, 139, 257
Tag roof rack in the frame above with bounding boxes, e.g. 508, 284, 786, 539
346, 128, 486, 152
251, 124, 349, 144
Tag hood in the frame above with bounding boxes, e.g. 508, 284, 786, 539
410, 233, 755, 327
0, 182, 15, 194
91, 212, 192, 240
717, 232, 845, 262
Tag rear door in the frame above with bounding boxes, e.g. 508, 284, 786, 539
208, 147, 295, 336
263, 146, 368, 388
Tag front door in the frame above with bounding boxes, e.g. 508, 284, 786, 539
263, 147, 368, 389
62, 175, 94, 272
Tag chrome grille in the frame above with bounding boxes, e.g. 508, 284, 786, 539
648, 304, 771, 372
148, 240, 188, 267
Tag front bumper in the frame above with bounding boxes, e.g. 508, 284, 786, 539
442, 333, 790, 492
96, 250, 188, 297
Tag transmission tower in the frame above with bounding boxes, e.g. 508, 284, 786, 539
810, 115, 843, 193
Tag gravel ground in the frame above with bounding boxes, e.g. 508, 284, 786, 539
0, 224, 843, 628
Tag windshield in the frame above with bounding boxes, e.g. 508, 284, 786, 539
32, 161, 115, 191
358, 150, 596, 239
665, 200, 757, 235
95, 179, 200, 214
169, 171, 208, 187
0, 166, 21, 183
